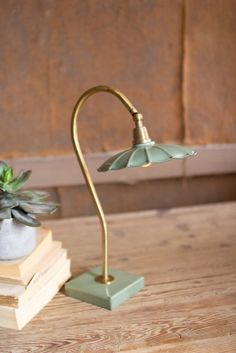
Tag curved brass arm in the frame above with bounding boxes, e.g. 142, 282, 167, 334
71, 85, 140, 284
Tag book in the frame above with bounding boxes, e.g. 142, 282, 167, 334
0, 281, 26, 297
0, 227, 53, 285
0, 240, 62, 295
0, 257, 71, 330
0, 243, 66, 306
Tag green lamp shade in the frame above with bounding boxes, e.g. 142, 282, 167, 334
98, 141, 197, 172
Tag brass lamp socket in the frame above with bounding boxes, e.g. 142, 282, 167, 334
132, 112, 152, 145
133, 126, 152, 145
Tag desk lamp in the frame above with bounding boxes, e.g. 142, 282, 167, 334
65, 85, 197, 310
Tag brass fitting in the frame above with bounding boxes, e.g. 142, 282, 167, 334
132, 112, 152, 145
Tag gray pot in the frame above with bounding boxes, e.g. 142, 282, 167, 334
0, 219, 37, 260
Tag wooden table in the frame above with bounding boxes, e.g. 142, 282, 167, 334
0, 202, 236, 353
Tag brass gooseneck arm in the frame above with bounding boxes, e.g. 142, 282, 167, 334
71, 85, 142, 284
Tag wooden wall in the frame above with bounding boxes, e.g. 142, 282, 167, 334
0, 0, 235, 159
184, 0, 236, 144
0, 0, 236, 217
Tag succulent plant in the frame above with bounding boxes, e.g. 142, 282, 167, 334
0, 161, 58, 227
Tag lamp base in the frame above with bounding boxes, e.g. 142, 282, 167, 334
65, 266, 144, 310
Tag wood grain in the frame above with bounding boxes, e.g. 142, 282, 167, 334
0, 202, 236, 352
0, 0, 183, 159
184, 0, 236, 144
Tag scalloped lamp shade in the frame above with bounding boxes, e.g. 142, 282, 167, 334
98, 141, 197, 172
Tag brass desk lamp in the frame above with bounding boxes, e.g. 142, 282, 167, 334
65, 85, 197, 310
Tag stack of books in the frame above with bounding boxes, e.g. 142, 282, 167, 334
0, 227, 71, 330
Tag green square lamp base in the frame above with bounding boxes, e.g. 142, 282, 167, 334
65, 266, 144, 310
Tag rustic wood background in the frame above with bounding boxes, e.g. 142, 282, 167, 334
0, 0, 236, 216
0, 0, 236, 159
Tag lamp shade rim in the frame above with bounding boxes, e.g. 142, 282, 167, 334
98, 143, 197, 172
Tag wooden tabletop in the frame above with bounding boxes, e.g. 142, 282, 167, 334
0, 202, 236, 353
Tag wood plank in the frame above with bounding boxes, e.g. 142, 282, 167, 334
6, 144, 236, 188
125, 335, 236, 353
0, 202, 235, 352
0, 1, 52, 157
184, 0, 236, 144
0, 0, 183, 159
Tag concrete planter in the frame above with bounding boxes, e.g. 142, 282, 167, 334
0, 219, 37, 260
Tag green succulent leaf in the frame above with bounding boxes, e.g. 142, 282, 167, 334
6, 170, 32, 192
16, 190, 50, 201
0, 193, 18, 209
19, 201, 58, 215
0, 161, 9, 180
0, 162, 58, 223
11, 208, 40, 227
3, 167, 13, 183
0, 207, 12, 220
